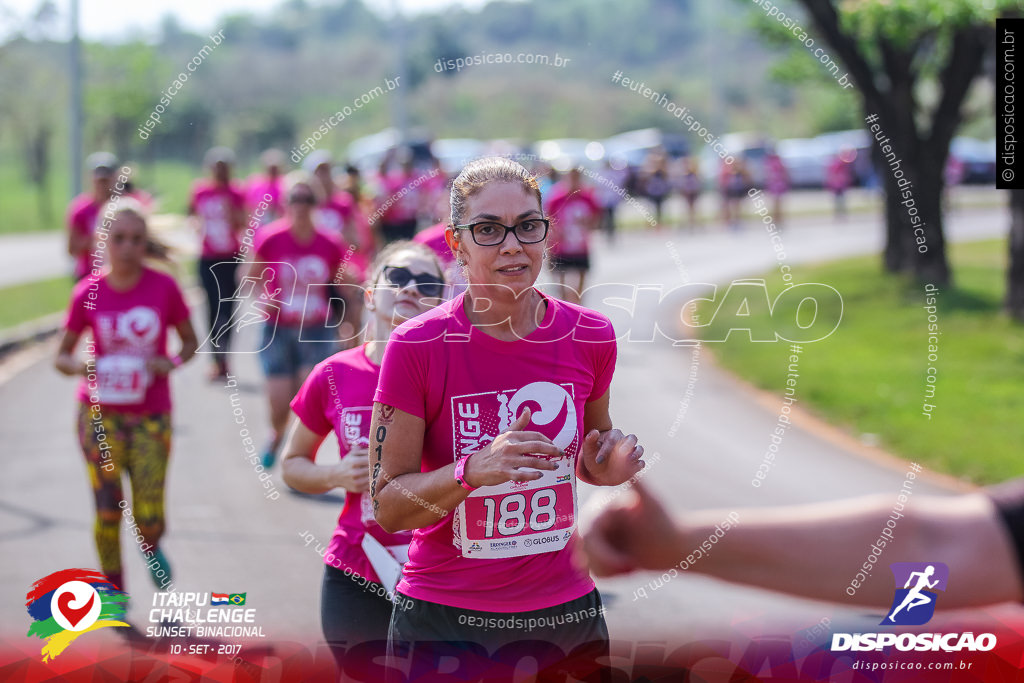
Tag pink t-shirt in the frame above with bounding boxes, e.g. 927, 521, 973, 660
413, 223, 464, 287
290, 346, 415, 584
252, 219, 343, 328
545, 184, 600, 257
374, 290, 617, 612
189, 180, 246, 258
245, 175, 284, 226
412, 223, 453, 268
67, 194, 103, 279
313, 192, 355, 241
314, 193, 370, 282
826, 158, 852, 192
65, 268, 190, 414
378, 172, 420, 223
349, 205, 375, 281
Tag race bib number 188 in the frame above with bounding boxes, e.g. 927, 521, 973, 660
452, 382, 580, 560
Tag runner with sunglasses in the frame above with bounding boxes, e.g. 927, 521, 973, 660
245, 172, 345, 468
281, 241, 444, 674
369, 157, 645, 677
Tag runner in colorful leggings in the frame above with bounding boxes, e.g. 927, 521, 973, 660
55, 199, 197, 591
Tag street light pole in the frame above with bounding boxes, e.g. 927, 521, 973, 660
390, 0, 409, 146
69, 0, 83, 196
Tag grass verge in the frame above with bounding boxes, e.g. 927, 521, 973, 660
697, 238, 1024, 484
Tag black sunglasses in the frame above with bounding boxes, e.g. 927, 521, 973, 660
381, 266, 445, 298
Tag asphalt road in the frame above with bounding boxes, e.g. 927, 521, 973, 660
1, 203, 1018, 672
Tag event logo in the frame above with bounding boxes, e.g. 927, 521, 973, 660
882, 562, 948, 626
831, 562, 994, 653
25, 569, 129, 661
117, 306, 160, 346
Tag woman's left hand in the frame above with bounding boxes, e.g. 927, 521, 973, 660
580, 428, 644, 486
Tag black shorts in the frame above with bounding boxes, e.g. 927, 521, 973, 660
387, 588, 609, 680
989, 478, 1024, 582
549, 254, 591, 272
321, 564, 393, 676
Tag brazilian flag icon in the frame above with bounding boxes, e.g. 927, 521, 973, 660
228, 593, 246, 606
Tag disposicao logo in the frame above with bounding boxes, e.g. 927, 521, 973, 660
25, 569, 129, 661
831, 562, 996, 653
883, 562, 947, 626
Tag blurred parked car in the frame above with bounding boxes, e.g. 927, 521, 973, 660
532, 138, 600, 172
431, 138, 487, 176
815, 129, 873, 186
950, 137, 996, 185
602, 128, 689, 169
776, 137, 831, 189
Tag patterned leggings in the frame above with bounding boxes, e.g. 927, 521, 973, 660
77, 403, 171, 581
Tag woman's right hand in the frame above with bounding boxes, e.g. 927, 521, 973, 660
333, 446, 370, 493
461, 407, 561, 488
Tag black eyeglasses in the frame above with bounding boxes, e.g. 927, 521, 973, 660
452, 218, 549, 247
289, 193, 316, 205
381, 266, 445, 298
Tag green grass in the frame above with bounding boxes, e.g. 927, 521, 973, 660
0, 276, 73, 330
0, 158, 71, 234
698, 239, 1024, 485
0, 157, 243, 235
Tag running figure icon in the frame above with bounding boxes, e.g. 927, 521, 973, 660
887, 565, 939, 622
207, 267, 284, 350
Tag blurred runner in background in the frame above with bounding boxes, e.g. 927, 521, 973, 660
641, 152, 671, 230
376, 149, 421, 244
546, 166, 601, 305
826, 151, 854, 220
245, 148, 286, 227
307, 151, 364, 346
245, 172, 345, 469
720, 158, 750, 230
594, 158, 628, 243
189, 147, 246, 380
67, 152, 118, 281
673, 156, 703, 231
55, 199, 197, 592
764, 148, 790, 227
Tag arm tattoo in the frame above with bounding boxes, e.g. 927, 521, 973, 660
370, 415, 388, 499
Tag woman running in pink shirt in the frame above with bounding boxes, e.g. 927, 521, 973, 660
281, 240, 445, 673
188, 147, 246, 379
247, 173, 346, 468
369, 157, 645, 677
55, 199, 197, 592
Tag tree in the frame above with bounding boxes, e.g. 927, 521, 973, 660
1008, 189, 1024, 321
788, 0, 1013, 285
85, 41, 160, 161
0, 38, 64, 228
